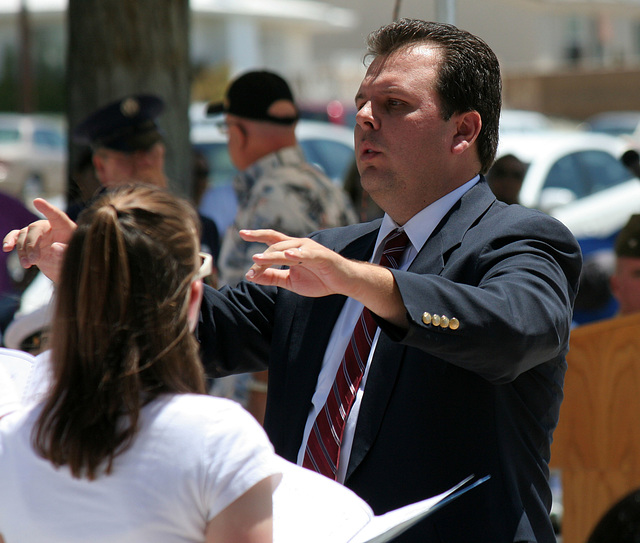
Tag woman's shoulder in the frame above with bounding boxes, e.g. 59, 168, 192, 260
142, 395, 278, 497
153, 393, 252, 419
145, 394, 269, 443
0, 402, 42, 459
0, 402, 41, 430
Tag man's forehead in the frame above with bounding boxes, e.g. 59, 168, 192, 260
365, 44, 441, 79
356, 44, 441, 99
619, 256, 640, 267
95, 147, 134, 160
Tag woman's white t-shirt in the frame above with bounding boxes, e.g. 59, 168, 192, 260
0, 393, 280, 543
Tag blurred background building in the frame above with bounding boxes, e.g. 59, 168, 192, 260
2, 0, 640, 118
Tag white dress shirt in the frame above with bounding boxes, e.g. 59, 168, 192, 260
297, 176, 480, 482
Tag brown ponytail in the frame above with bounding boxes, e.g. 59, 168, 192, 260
33, 184, 206, 479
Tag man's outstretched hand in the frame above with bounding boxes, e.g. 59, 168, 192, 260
239, 229, 407, 327
2, 198, 77, 284
240, 229, 358, 299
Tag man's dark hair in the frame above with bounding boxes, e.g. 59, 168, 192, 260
366, 18, 502, 174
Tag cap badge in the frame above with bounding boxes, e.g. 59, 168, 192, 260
120, 97, 140, 117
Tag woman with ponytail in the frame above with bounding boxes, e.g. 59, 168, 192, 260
0, 185, 279, 543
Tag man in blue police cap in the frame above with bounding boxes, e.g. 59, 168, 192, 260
70, 94, 220, 267
73, 94, 167, 190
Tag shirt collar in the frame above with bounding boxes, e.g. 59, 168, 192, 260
373, 175, 480, 265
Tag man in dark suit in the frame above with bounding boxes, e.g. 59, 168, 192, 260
3, 19, 581, 543
198, 19, 581, 543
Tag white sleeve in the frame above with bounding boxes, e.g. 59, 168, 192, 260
22, 349, 52, 405
0, 362, 21, 418
201, 401, 281, 521
0, 347, 35, 417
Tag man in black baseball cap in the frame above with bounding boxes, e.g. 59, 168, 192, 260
204, 68, 354, 289
72, 94, 168, 189
203, 70, 355, 419
206, 70, 299, 125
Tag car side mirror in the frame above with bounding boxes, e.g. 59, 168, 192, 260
538, 187, 576, 214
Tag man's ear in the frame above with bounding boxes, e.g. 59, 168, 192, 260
451, 110, 482, 155
610, 274, 620, 303
92, 153, 105, 177
231, 122, 248, 148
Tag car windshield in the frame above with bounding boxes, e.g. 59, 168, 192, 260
588, 123, 638, 137
193, 142, 235, 189
543, 149, 632, 199
194, 138, 352, 188
299, 139, 353, 182
33, 128, 66, 149
585, 114, 640, 137
0, 128, 20, 143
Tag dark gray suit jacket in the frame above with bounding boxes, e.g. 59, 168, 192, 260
199, 178, 582, 542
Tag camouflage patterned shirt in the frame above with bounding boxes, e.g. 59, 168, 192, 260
218, 145, 357, 287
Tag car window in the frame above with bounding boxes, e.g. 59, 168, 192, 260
0, 128, 20, 143
590, 126, 635, 137
544, 153, 586, 198
299, 139, 354, 183
33, 129, 65, 149
586, 117, 640, 136
577, 149, 632, 195
543, 150, 631, 200
194, 141, 236, 189
195, 137, 354, 189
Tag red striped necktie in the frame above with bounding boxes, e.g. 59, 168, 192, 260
303, 228, 410, 479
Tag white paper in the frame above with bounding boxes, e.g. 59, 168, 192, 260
272, 455, 489, 543
348, 475, 490, 543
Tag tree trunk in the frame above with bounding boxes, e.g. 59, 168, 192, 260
66, 0, 191, 197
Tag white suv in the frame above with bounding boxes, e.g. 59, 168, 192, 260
0, 114, 67, 203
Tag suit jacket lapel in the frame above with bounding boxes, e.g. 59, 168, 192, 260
274, 224, 381, 461
345, 179, 496, 481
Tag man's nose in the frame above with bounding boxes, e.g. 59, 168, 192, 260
355, 101, 378, 130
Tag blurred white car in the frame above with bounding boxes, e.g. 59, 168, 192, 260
499, 109, 553, 134
496, 130, 637, 240
581, 110, 640, 152
0, 114, 67, 202
190, 108, 355, 234
581, 110, 640, 138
